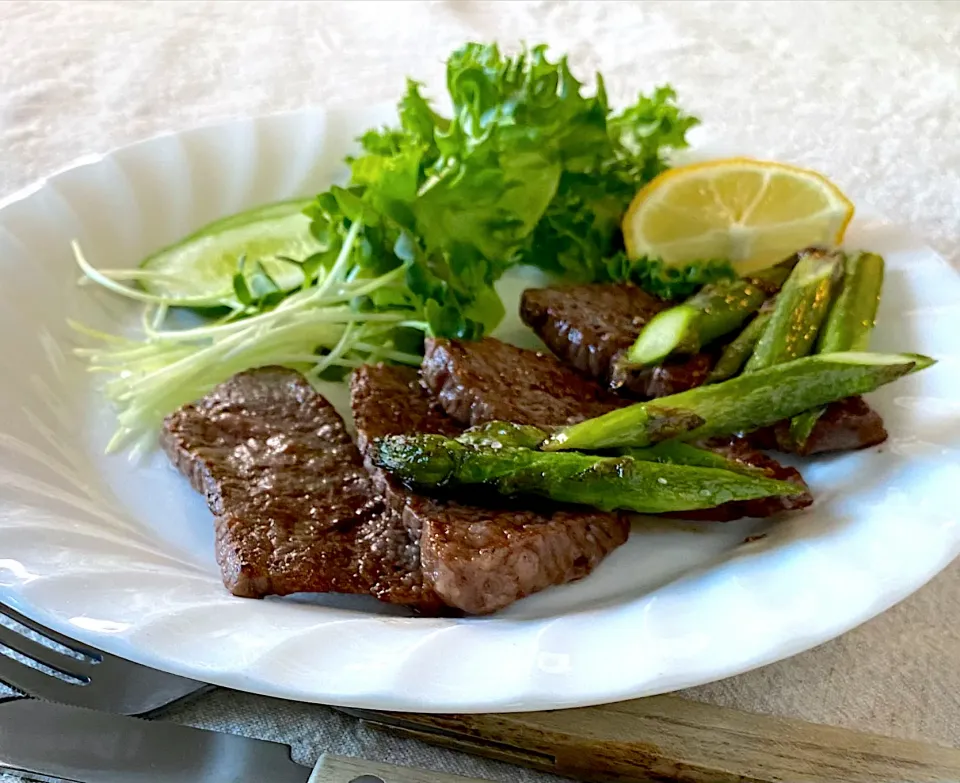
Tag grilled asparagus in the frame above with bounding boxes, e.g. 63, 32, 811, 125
618, 256, 797, 370
543, 351, 935, 451
372, 435, 804, 514
789, 251, 885, 446
743, 249, 843, 373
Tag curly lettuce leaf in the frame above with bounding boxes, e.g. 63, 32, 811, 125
305, 42, 703, 340
413, 44, 612, 264
519, 85, 700, 281
608, 85, 701, 185
306, 42, 621, 338
603, 253, 735, 301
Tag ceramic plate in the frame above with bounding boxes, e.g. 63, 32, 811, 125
1, 106, 958, 713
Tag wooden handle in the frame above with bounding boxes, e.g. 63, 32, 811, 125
346, 694, 960, 783
309, 752, 493, 783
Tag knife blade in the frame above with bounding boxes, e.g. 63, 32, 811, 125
0, 698, 492, 783
0, 697, 310, 783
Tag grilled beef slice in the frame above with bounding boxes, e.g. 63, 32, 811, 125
421, 336, 623, 427
350, 362, 462, 514
413, 496, 630, 615
350, 363, 630, 615
161, 367, 443, 612
747, 395, 888, 456
520, 283, 713, 398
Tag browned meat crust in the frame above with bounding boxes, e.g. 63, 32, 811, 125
747, 396, 888, 456
421, 336, 623, 427
350, 362, 462, 515
161, 367, 444, 612
351, 363, 630, 615
520, 283, 713, 398
413, 494, 629, 615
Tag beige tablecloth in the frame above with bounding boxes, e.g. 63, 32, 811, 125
1, 1, 958, 780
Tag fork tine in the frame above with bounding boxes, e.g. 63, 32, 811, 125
0, 604, 98, 658
0, 602, 208, 715
0, 650, 89, 703
0, 624, 88, 682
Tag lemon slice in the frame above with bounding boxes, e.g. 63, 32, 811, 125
622, 158, 854, 275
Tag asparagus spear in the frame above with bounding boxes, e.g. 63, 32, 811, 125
454, 405, 709, 452
372, 436, 804, 514
788, 252, 885, 446
619, 258, 797, 369
816, 252, 885, 354
620, 441, 767, 477
542, 351, 935, 451
743, 249, 843, 373
707, 304, 773, 383
453, 425, 767, 478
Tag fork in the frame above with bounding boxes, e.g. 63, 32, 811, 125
6, 604, 960, 783
0, 603, 208, 715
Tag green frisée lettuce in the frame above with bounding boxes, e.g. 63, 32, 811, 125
517, 86, 702, 284
72, 41, 702, 453
304, 43, 702, 337
600, 253, 736, 301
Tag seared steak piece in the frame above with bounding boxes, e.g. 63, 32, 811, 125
747, 396, 888, 456
520, 283, 714, 398
161, 367, 443, 612
351, 363, 462, 450
412, 495, 629, 615
422, 337, 623, 427
662, 437, 814, 522
355, 511, 442, 610
350, 363, 630, 615
351, 362, 463, 514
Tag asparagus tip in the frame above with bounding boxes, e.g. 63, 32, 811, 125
817, 351, 936, 373
907, 354, 938, 373
372, 435, 460, 486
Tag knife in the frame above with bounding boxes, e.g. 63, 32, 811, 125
0, 698, 488, 783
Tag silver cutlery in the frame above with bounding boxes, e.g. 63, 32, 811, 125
0, 603, 488, 782
0, 697, 486, 782
0, 603, 206, 715
8, 603, 960, 782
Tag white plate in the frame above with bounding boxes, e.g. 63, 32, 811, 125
1, 106, 959, 713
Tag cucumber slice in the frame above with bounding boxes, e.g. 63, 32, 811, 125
139, 199, 322, 301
